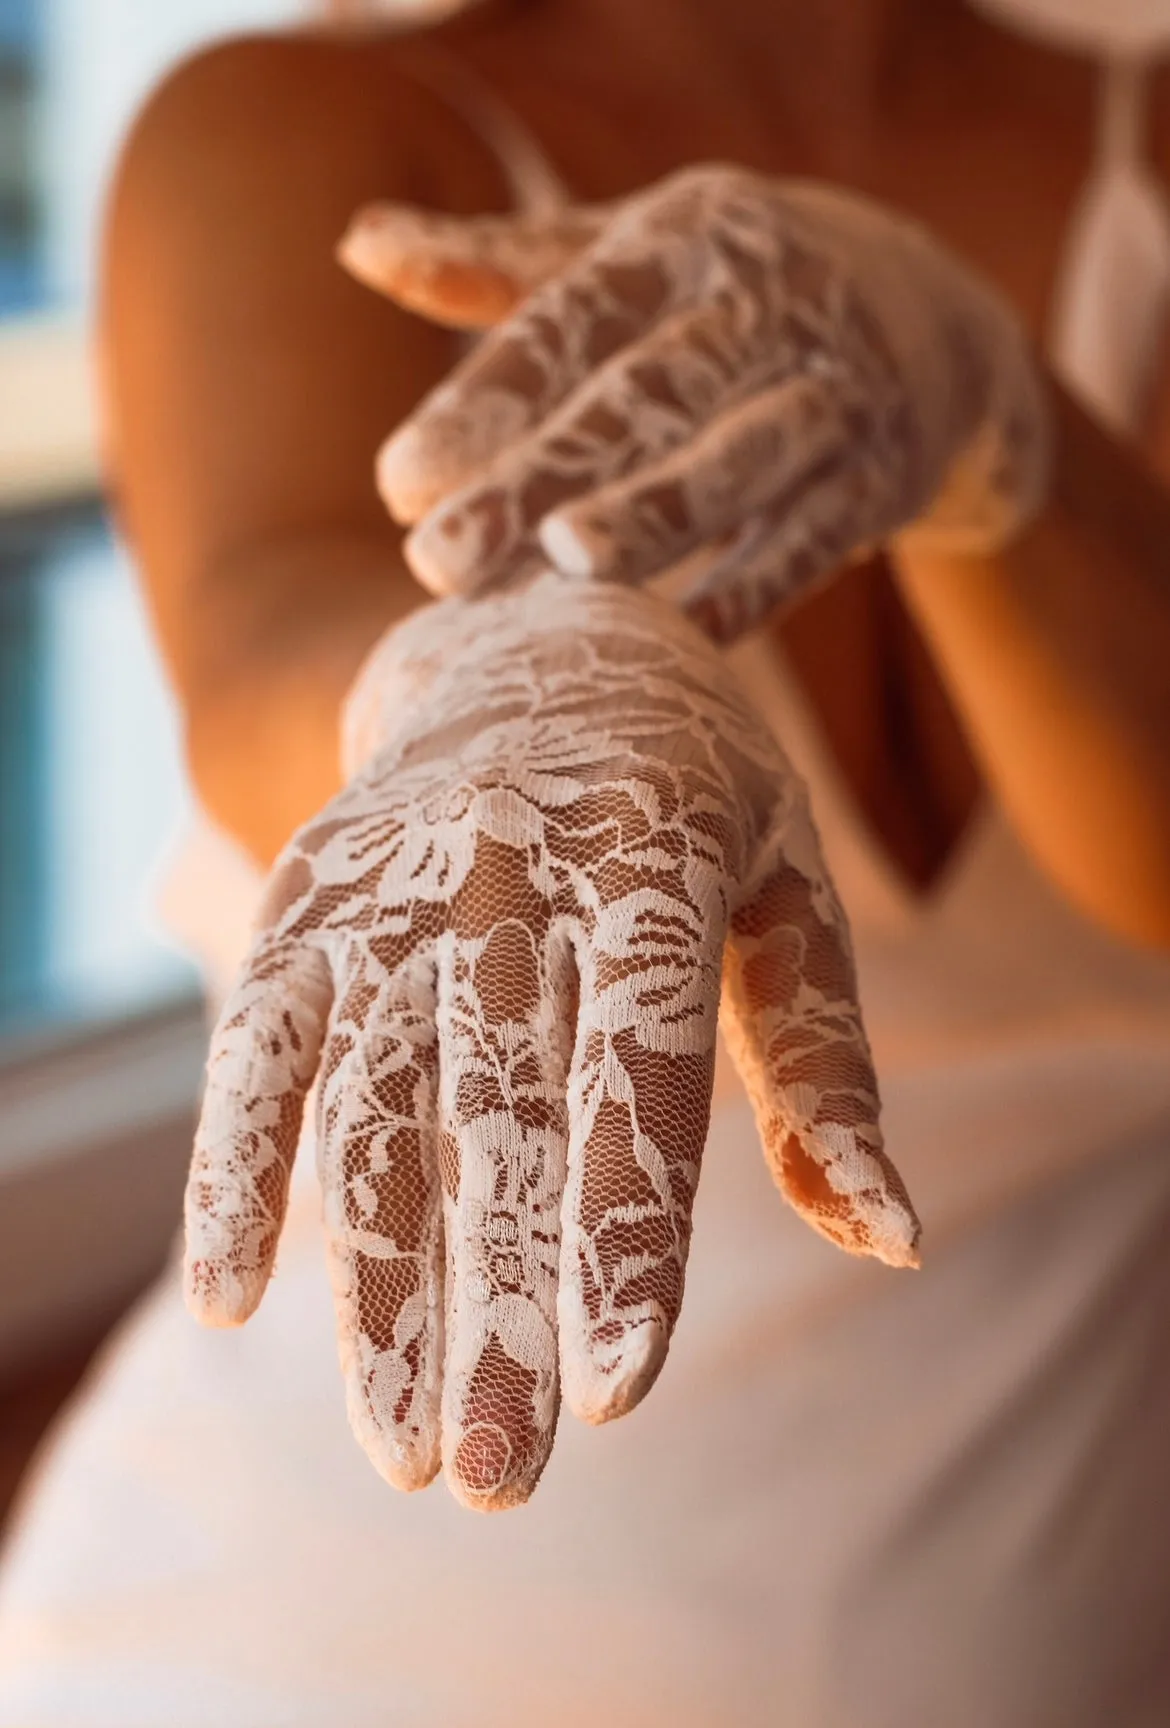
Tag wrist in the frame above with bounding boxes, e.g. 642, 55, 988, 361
340, 569, 714, 780
897, 330, 1053, 562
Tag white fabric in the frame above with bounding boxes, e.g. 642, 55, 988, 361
5, 22, 1170, 1728
975, 2, 1170, 437
384, 44, 570, 216
3, 635, 1170, 1726
969, 0, 1170, 54
1047, 58, 1170, 430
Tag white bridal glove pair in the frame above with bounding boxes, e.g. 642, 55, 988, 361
184, 165, 1049, 1510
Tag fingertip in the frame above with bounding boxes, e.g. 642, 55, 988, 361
443, 1423, 541, 1514
768, 1122, 923, 1273
538, 512, 598, 580
857, 1153, 922, 1272
870, 1211, 923, 1272
561, 1319, 669, 1427
334, 227, 379, 290
182, 1167, 276, 1327
375, 429, 434, 526
342, 1359, 443, 1495
355, 1431, 443, 1497
334, 203, 422, 285
402, 506, 483, 597
447, 1477, 537, 1515
182, 1261, 261, 1329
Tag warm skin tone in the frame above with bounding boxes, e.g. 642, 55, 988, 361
100, 0, 1170, 943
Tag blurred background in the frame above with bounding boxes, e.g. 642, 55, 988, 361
0, 0, 314, 1523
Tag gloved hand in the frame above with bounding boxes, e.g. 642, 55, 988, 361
184, 574, 919, 1512
338, 163, 1050, 640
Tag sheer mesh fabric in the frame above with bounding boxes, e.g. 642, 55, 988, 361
185, 576, 919, 1511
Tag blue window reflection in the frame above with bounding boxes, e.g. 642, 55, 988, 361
0, 501, 198, 1036
0, 0, 41, 317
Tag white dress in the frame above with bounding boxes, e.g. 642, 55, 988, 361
3, 42, 1170, 1728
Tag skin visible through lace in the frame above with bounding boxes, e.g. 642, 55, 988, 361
185, 575, 920, 1513
339, 164, 1050, 640
184, 158, 1048, 1513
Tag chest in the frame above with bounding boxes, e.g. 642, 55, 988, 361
474, 17, 1129, 324
449, 17, 1168, 887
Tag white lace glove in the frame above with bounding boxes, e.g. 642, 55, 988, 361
338, 163, 1051, 640
184, 574, 919, 1511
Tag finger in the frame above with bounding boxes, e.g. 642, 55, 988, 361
540, 374, 855, 585
437, 899, 578, 1511
184, 936, 333, 1325
720, 792, 921, 1268
683, 445, 900, 642
401, 301, 759, 596
317, 956, 443, 1493
376, 224, 696, 527
337, 201, 610, 329
559, 896, 722, 1426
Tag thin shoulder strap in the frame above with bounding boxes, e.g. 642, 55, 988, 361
1097, 54, 1151, 167
398, 40, 571, 215
1047, 54, 1170, 433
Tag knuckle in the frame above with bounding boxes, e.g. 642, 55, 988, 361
255, 852, 314, 932
657, 161, 756, 206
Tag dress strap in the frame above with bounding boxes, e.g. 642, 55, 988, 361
1047, 54, 1170, 433
397, 40, 571, 215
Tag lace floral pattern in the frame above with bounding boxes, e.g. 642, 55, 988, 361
340, 164, 1050, 640
185, 575, 919, 1511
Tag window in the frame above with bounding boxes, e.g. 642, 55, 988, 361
0, 0, 312, 1373
1, 0, 311, 1040
0, 499, 197, 1039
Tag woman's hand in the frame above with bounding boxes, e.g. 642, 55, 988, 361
184, 575, 919, 1512
338, 164, 1050, 640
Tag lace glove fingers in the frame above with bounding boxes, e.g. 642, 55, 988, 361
316, 955, 445, 1495
558, 922, 722, 1429
338, 200, 610, 330
325, 875, 728, 1511
721, 798, 921, 1269
347, 167, 1048, 634
434, 912, 579, 1513
373, 208, 705, 528
184, 934, 334, 1325
683, 446, 900, 643
402, 302, 777, 596
536, 373, 860, 589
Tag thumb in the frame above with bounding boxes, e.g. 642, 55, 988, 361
336, 200, 611, 330
721, 794, 921, 1271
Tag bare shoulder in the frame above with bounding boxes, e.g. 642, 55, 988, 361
97, 24, 516, 708
107, 26, 514, 222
